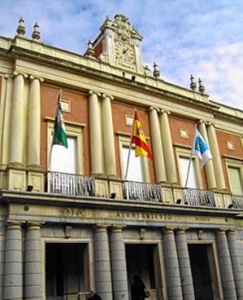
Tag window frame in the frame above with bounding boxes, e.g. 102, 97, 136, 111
175, 146, 203, 189
46, 118, 85, 175
118, 134, 150, 182
225, 158, 243, 195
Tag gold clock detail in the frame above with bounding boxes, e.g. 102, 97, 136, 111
115, 41, 135, 64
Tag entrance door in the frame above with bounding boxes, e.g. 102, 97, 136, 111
188, 244, 220, 300
46, 243, 89, 300
126, 244, 163, 300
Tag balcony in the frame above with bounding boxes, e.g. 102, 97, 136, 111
232, 195, 243, 209
47, 172, 95, 196
123, 181, 162, 202
183, 188, 216, 207
46, 172, 242, 210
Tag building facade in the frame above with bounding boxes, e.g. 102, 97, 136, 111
0, 14, 243, 300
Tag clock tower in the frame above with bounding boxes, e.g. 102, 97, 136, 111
90, 14, 144, 74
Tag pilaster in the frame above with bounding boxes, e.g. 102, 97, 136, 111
160, 110, 177, 183
88, 91, 104, 175
28, 76, 43, 168
149, 107, 166, 182
101, 93, 117, 177
198, 121, 217, 189
9, 72, 27, 166
207, 123, 226, 190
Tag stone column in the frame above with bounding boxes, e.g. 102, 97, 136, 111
226, 230, 243, 298
149, 107, 166, 182
216, 229, 237, 300
94, 226, 112, 300
175, 228, 195, 300
9, 72, 26, 165
110, 226, 129, 300
24, 223, 42, 299
0, 75, 13, 166
160, 110, 177, 183
163, 227, 183, 299
88, 91, 104, 175
101, 94, 117, 177
198, 122, 217, 189
207, 123, 226, 190
4, 222, 23, 300
27, 76, 42, 167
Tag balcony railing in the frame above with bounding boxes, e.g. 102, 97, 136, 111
45, 172, 243, 210
183, 188, 215, 207
123, 181, 162, 202
47, 172, 95, 196
232, 195, 243, 209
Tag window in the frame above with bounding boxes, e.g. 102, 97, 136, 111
47, 119, 85, 174
179, 156, 198, 188
122, 146, 144, 182
228, 166, 243, 195
175, 147, 202, 189
50, 137, 77, 173
118, 133, 150, 182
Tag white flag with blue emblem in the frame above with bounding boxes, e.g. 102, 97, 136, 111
193, 129, 212, 167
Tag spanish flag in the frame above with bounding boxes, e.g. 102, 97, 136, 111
131, 111, 152, 158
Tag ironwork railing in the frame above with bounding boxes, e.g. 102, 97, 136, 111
232, 195, 243, 209
183, 188, 215, 207
123, 181, 162, 202
47, 172, 95, 196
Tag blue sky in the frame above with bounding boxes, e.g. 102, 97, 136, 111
1, 0, 243, 110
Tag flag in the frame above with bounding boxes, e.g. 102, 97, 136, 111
131, 111, 152, 158
52, 95, 68, 148
193, 128, 212, 167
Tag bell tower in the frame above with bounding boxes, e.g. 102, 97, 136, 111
90, 14, 144, 74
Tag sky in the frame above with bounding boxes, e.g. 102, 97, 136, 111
1, 0, 243, 110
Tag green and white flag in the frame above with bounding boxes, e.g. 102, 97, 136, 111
52, 95, 68, 148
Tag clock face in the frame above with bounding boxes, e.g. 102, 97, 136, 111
115, 41, 135, 63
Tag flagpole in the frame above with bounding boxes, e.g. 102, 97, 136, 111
124, 109, 136, 180
185, 125, 197, 187
48, 89, 63, 171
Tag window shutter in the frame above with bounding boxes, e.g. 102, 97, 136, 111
228, 167, 243, 195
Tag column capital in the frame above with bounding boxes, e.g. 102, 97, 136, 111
101, 93, 114, 100
160, 109, 170, 115
217, 228, 227, 235
110, 225, 125, 232
148, 106, 159, 112
163, 226, 176, 234
29, 75, 44, 82
206, 121, 215, 127
175, 227, 188, 234
5, 221, 23, 229
95, 224, 109, 233
226, 228, 236, 235
26, 221, 43, 229
198, 119, 207, 125
13, 71, 28, 78
88, 90, 101, 97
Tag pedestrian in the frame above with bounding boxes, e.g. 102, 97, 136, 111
131, 275, 150, 300
87, 290, 102, 300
